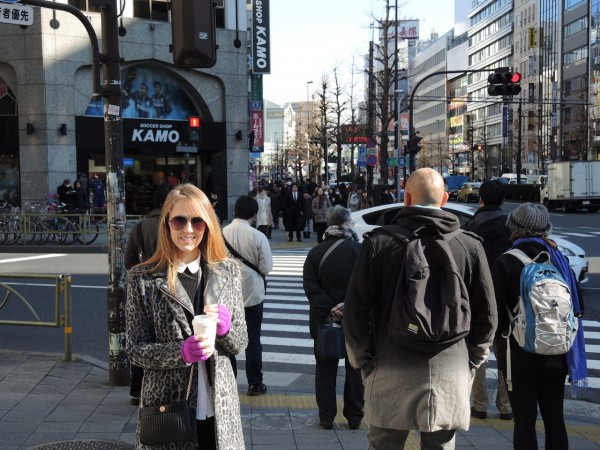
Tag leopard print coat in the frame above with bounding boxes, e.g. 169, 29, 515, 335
126, 259, 248, 450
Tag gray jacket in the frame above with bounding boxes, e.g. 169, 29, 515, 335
126, 259, 248, 449
344, 206, 497, 432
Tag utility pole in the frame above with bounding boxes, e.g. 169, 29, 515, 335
393, 0, 400, 194
322, 126, 329, 185
21, 0, 128, 386
367, 38, 375, 190
516, 98, 523, 183
101, 0, 128, 386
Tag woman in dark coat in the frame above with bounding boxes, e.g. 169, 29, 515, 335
126, 184, 248, 450
303, 205, 364, 431
492, 203, 586, 450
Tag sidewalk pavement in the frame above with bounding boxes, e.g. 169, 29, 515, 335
1, 350, 600, 450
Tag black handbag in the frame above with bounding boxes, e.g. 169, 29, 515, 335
316, 314, 346, 359
138, 366, 195, 446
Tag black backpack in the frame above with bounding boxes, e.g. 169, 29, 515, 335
377, 225, 471, 352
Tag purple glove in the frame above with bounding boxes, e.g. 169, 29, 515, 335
180, 336, 208, 363
216, 304, 231, 337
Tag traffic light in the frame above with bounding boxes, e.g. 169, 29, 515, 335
171, 0, 217, 68
188, 116, 201, 143
409, 132, 423, 154
487, 69, 522, 96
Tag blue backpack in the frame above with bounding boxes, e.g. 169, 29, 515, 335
504, 249, 577, 355
503, 249, 577, 391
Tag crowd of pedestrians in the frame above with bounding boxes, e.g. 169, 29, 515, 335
247, 177, 379, 242
119, 174, 586, 450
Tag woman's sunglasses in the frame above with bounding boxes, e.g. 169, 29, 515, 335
168, 216, 205, 231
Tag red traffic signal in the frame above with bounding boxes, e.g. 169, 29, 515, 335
487, 69, 521, 96
189, 116, 201, 128
188, 116, 201, 143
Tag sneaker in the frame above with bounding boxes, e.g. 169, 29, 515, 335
500, 412, 514, 420
470, 407, 487, 419
247, 383, 267, 396
130, 396, 140, 406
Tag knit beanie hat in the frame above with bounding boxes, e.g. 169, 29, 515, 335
506, 203, 551, 237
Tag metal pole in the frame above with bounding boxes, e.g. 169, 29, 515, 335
306, 81, 313, 179
323, 126, 329, 185
517, 98, 523, 183
102, 0, 129, 386
393, 0, 401, 196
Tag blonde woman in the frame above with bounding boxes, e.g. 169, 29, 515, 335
126, 183, 248, 450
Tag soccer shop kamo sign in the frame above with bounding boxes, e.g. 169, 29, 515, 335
252, 0, 271, 74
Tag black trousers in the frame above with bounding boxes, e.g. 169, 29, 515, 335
130, 364, 143, 398
507, 367, 568, 450
313, 222, 327, 243
244, 302, 264, 385
313, 341, 364, 423
197, 416, 216, 449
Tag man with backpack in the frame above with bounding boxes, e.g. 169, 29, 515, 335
465, 179, 513, 421
492, 203, 586, 449
344, 168, 497, 449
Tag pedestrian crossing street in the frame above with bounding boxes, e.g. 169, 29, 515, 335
238, 248, 600, 390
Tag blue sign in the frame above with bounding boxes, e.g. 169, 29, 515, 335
356, 159, 367, 168
0, 0, 22, 3
398, 156, 407, 167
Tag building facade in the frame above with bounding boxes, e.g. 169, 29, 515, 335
0, 0, 249, 218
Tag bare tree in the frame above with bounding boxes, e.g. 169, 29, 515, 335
369, 1, 399, 184
330, 66, 349, 182
564, 91, 592, 161
313, 75, 334, 184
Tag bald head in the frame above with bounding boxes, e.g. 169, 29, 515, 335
405, 168, 448, 207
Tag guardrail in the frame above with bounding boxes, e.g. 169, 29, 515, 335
0, 274, 73, 361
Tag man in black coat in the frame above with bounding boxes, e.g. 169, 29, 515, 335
282, 183, 304, 242
466, 179, 513, 420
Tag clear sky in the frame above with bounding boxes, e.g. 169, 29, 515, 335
262, 0, 456, 106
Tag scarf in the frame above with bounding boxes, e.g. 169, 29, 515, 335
323, 223, 359, 242
512, 237, 588, 393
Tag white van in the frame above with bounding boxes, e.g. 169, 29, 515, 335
501, 173, 534, 184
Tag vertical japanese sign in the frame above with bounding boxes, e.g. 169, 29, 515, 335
249, 73, 264, 152
252, 0, 270, 74
250, 106, 264, 152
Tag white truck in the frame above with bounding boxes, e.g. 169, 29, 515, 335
540, 161, 600, 212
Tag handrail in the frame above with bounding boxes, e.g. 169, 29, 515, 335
0, 274, 73, 361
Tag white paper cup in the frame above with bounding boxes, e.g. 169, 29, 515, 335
192, 315, 217, 347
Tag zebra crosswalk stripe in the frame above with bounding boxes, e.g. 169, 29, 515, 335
247, 249, 600, 389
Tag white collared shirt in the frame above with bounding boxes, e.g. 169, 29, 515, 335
176, 256, 213, 420
176, 256, 201, 274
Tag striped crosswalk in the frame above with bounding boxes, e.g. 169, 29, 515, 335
240, 248, 600, 390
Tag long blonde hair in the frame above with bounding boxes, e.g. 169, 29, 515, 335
142, 183, 228, 294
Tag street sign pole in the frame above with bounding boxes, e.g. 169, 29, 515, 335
20, 0, 127, 385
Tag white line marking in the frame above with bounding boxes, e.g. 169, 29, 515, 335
0, 254, 67, 264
